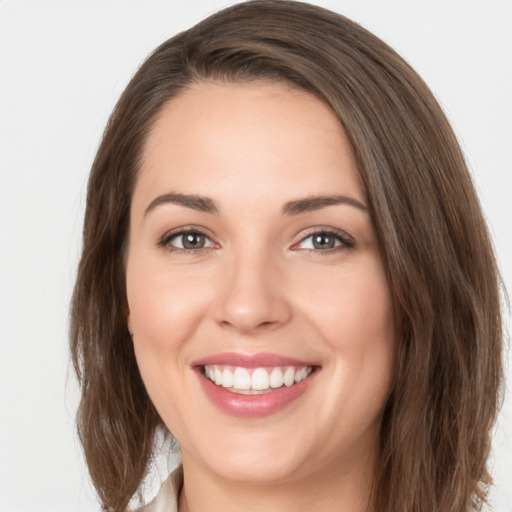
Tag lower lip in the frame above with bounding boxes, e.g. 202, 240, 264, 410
196, 368, 318, 418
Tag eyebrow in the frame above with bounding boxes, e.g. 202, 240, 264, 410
143, 192, 368, 217
281, 195, 368, 215
144, 192, 219, 216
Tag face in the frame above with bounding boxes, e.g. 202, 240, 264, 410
126, 81, 395, 486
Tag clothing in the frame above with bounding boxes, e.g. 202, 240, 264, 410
134, 466, 491, 512
135, 466, 183, 512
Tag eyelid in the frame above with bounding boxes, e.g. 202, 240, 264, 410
156, 225, 354, 254
291, 226, 355, 251
157, 225, 219, 252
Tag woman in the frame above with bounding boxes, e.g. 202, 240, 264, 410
70, 1, 503, 511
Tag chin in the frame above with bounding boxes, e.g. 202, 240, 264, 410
203, 449, 308, 484
179, 418, 329, 485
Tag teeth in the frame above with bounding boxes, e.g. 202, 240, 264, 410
284, 367, 295, 387
221, 368, 233, 388
204, 365, 313, 393
294, 366, 309, 383
251, 368, 269, 390
233, 367, 251, 390
269, 368, 284, 388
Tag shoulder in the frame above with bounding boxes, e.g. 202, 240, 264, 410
133, 466, 183, 512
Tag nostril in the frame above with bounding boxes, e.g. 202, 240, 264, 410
213, 268, 292, 332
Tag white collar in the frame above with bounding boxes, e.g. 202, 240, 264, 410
134, 466, 183, 512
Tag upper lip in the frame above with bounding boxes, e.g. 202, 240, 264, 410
191, 352, 319, 368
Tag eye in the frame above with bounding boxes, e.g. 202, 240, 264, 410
159, 229, 216, 252
294, 229, 354, 252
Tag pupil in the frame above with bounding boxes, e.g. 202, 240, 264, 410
313, 233, 334, 249
183, 233, 204, 249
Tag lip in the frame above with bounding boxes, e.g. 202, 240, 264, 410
191, 351, 316, 368
191, 352, 320, 418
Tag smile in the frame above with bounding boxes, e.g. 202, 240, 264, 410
203, 365, 314, 394
192, 353, 319, 417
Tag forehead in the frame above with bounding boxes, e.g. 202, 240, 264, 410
135, 81, 363, 210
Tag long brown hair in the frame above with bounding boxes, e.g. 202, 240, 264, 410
70, 1, 503, 510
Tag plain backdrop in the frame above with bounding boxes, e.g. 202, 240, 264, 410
0, 1, 511, 511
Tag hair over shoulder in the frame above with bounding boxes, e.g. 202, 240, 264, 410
70, 1, 504, 511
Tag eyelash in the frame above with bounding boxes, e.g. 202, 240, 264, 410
157, 227, 355, 255
157, 227, 216, 255
292, 227, 355, 254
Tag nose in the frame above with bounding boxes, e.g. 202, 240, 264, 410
214, 249, 292, 334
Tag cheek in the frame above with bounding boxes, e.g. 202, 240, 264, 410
126, 259, 211, 354
125, 259, 211, 426
295, 255, 395, 407
296, 255, 395, 349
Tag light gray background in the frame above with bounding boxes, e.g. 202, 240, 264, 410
0, 1, 511, 511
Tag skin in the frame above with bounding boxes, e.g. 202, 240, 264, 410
126, 81, 396, 512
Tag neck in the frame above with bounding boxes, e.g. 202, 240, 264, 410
178, 451, 376, 512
